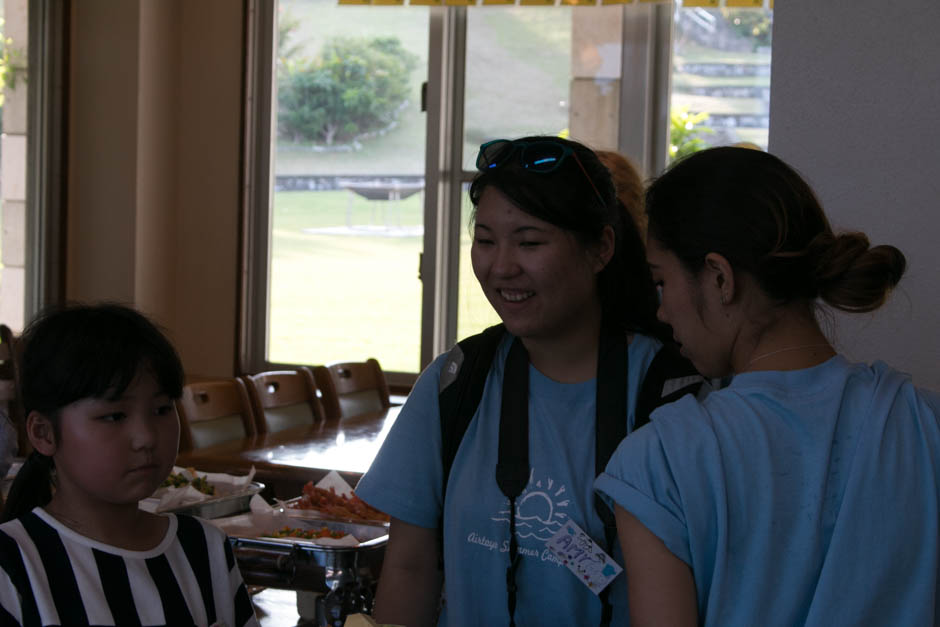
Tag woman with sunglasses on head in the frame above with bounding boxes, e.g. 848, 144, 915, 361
596, 146, 940, 626
356, 136, 706, 627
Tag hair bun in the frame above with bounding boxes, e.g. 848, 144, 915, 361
813, 231, 906, 312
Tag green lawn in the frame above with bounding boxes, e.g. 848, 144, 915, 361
268, 190, 499, 373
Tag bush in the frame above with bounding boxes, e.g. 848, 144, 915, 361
278, 36, 419, 146
669, 106, 714, 162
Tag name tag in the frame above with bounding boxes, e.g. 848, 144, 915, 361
545, 519, 622, 594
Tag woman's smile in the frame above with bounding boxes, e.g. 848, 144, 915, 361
471, 187, 604, 343
498, 289, 534, 303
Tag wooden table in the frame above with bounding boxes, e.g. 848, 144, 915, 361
176, 406, 401, 498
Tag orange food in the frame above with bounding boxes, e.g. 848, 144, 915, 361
287, 483, 390, 523
264, 525, 347, 540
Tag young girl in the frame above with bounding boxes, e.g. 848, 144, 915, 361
0, 303, 259, 627
356, 136, 703, 627
596, 147, 940, 625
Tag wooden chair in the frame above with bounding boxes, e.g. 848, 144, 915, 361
310, 358, 391, 420
242, 369, 325, 434
176, 378, 257, 452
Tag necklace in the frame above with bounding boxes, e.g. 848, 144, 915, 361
745, 343, 832, 368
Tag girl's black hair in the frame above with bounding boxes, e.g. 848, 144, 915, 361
468, 135, 668, 341
646, 147, 906, 312
2, 303, 184, 522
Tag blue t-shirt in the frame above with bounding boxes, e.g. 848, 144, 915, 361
596, 355, 940, 626
356, 332, 663, 626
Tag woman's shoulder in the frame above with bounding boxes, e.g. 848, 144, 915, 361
725, 355, 925, 408
649, 355, 938, 436
866, 360, 940, 422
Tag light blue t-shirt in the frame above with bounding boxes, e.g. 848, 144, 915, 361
596, 355, 940, 626
356, 332, 663, 626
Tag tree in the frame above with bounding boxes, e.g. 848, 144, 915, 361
278, 36, 418, 146
276, 7, 303, 78
0, 18, 27, 109
722, 9, 773, 52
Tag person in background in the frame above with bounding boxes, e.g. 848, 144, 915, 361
596, 150, 647, 240
356, 136, 700, 626
596, 146, 940, 626
0, 408, 16, 510
0, 303, 259, 627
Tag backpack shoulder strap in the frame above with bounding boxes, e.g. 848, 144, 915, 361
634, 342, 706, 431
439, 323, 506, 503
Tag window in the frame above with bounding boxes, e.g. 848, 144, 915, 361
244, 1, 771, 382
0, 0, 29, 330
670, 4, 772, 159
267, 0, 429, 374
458, 8, 576, 343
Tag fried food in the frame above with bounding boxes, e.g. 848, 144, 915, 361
288, 482, 389, 523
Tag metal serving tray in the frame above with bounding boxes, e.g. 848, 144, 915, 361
146, 481, 265, 518
226, 517, 388, 592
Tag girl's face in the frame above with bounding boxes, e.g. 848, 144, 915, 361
50, 368, 180, 510
647, 236, 731, 377
471, 186, 609, 343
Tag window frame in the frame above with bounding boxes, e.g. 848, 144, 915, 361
240, 1, 672, 385
26, 0, 71, 319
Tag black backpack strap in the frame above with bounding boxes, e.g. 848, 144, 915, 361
439, 323, 506, 504
495, 337, 530, 627
634, 342, 706, 431
594, 327, 629, 627
437, 322, 506, 575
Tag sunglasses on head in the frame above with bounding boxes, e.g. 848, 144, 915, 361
475, 139, 605, 205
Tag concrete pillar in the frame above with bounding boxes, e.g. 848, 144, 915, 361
569, 6, 623, 152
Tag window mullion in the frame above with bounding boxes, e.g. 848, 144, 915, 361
239, 0, 276, 374
421, 6, 468, 369
617, 3, 673, 177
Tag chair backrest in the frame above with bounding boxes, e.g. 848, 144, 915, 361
176, 378, 257, 451
311, 358, 391, 419
242, 369, 324, 434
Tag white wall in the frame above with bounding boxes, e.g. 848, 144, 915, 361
769, 0, 940, 391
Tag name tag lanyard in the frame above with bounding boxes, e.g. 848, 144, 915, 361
497, 324, 627, 627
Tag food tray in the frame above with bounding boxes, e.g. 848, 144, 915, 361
220, 515, 388, 592
142, 481, 265, 518
281, 495, 390, 529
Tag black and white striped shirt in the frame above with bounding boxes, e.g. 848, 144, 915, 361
0, 508, 258, 626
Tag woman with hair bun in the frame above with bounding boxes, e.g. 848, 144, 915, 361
595, 146, 940, 626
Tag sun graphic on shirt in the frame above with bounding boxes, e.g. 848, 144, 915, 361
491, 468, 571, 541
